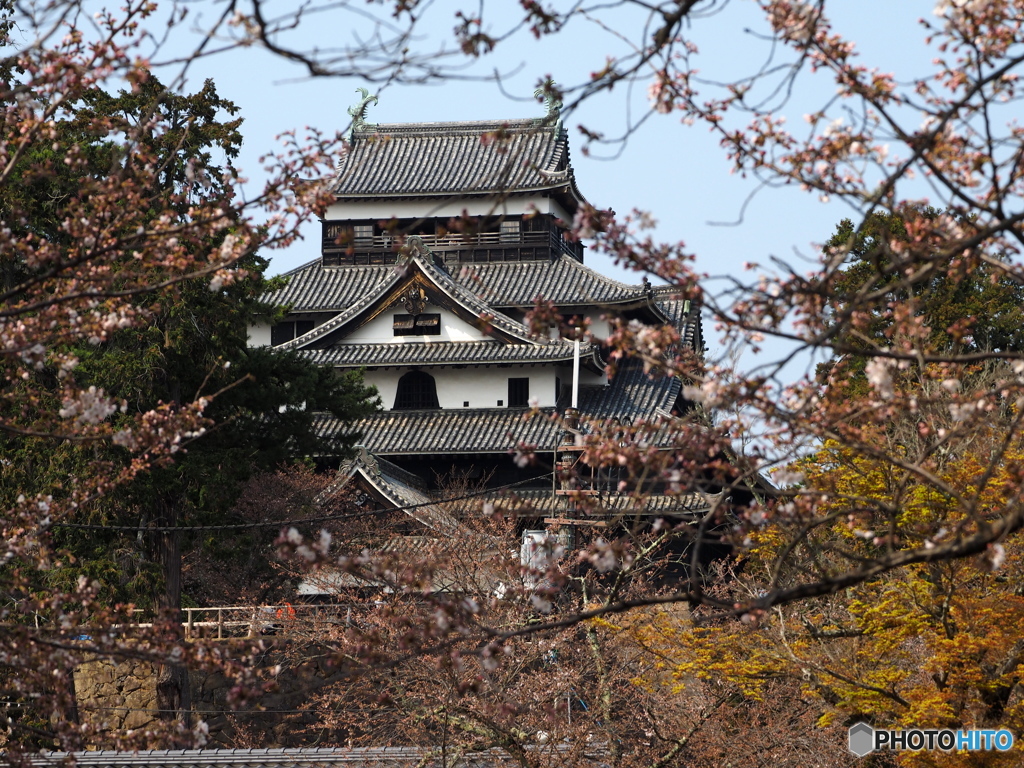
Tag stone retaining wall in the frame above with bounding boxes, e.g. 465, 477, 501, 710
75, 657, 158, 732
73, 643, 342, 747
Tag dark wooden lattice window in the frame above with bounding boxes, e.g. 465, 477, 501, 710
508, 377, 530, 408
353, 224, 374, 245
271, 320, 314, 346
394, 313, 441, 336
394, 370, 440, 410
500, 219, 521, 243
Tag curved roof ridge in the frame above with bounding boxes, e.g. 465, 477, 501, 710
365, 117, 544, 133
563, 258, 649, 293
339, 448, 457, 532
273, 256, 321, 279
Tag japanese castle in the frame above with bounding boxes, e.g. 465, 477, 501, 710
252, 91, 711, 531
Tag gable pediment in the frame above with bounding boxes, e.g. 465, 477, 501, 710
336, 447, 457, 533
342, 287, 491, 345
279, 252, 545, 351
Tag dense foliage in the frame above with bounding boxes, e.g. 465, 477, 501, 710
0, 3, 375, 751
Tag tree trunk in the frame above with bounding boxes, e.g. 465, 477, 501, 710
154, 496, 191, 730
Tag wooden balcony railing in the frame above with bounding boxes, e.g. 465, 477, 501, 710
12, 605, 354, 642
322, 226, 583, 266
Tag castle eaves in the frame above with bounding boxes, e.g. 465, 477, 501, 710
265, 256, 663, 313
316, 360, 685, 456
300, 340, 603, 370
332, 119, 584, 205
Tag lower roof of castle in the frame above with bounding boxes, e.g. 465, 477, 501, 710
319, 360, 684, 456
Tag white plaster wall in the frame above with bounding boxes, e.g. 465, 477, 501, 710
248, 322, 272, 347
362, 370, 399, 410
582, 313, 612, 341
364, 366, 560, 410
324, 196, 572, 224
343, 306, 488, 344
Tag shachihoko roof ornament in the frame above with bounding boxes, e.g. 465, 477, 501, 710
533, 80, 563, 130
344, 87, 378, 142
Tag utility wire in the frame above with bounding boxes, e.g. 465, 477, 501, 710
53, 472, 556, 533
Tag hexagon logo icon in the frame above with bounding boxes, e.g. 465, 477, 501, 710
849, 722, 875, 757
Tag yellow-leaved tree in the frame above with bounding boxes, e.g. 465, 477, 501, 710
613, 363, 1024, 767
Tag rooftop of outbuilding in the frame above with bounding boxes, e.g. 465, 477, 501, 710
29, 745, 605, 768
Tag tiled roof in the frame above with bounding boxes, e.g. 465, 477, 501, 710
413, 255, 558, 345
263, 257, 655, 314
497, 489, 717, 519
336, 449, 458, 533
333, 119, 584, 203
261, 260, 700, 352
276, 255, 576, 352
317, 361, 681, 455
656, 296, 690, 327
352, 452, 428, 494
656, 297, 703, 351
31, 746, 601, 768
452, 259, 650, 308
300, 340, 601, 369
579, 360, 681, 420
328, 407, 562, 456
275, 266, 405, 352
265, 262, 393, 313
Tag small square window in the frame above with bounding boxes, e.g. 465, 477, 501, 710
463, 401, 469, 408
497, 400, 504, 407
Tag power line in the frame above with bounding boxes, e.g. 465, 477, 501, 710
53, 472, 555, 533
